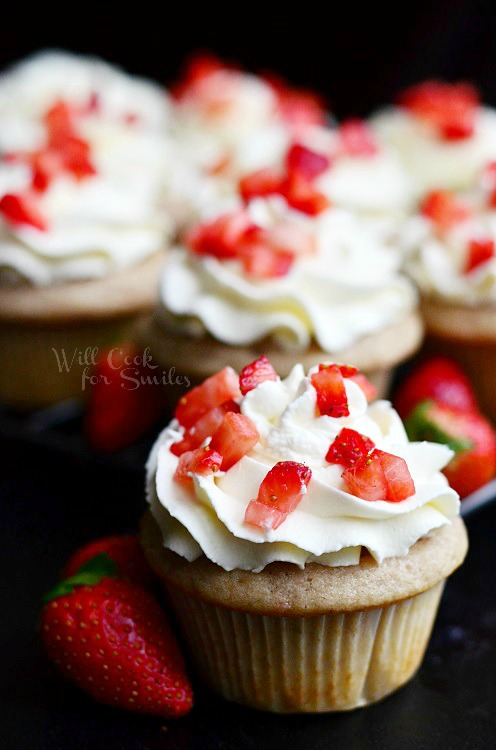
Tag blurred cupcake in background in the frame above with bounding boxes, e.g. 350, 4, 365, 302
142, 155, 423, 398
0, 51, 175, 408
371, 80, 496, 196
404, 185, 496, 421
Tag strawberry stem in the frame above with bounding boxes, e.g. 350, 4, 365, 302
42, 553, 118, 604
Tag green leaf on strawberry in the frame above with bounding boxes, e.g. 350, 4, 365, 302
43, 553, 118, 604
406, 400, 473, 453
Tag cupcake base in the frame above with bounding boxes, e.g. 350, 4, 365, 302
141, 513, 467, 713
139, 308, 424, 402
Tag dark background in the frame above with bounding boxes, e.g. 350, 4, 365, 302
2, 1, 496, 118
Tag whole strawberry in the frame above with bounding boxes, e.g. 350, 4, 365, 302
41, 555, 193, 718
63, 535, 155, 589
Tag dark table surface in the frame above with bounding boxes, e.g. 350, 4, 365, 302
1, 415, 495, 750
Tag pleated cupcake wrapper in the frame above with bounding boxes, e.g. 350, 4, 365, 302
163, 581, 445, 713
0, 317, 139, 409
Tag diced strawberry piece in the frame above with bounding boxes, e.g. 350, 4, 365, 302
0, 193, 46, 231
338, 119, 378, 157
238, 228, 295, 278
244, 461, 312, 530
343, 449, 415, 502
393, 356, 479, 419
398, 80, 479, 140
326, 427, 375, 467
239, 355, 278, 395
44, 100, 75, 148
170, 400, 240, 456
263, 73, 327, 128
406, 400, 496, 497
420, 190, 471, 232
285, 143, 330, 181
172, 53, 225, 99
281, 172, 331, 216
209, 412, 260, 470
464, 237, 495, 273
173, 446, 223, 485
311, 365, 349, 418
326, 363, 358, 378
239, 168, 284, 202
186, 210, 255, 260
175, 367, 241, 428
61, 136, 97, 179
349, 373, 377, 402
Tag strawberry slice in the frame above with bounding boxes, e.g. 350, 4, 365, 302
239, 354, 278, 395
175, 367, 241, 428
343, 449, 415, 502
44, 100, 75, 148
244, 461, 312, 530
61, 136, 97, 180
326, 427, 375, 467
174, 446, 223, 485
238, 228, 295, 278
398, 80, 479, 140
239, 168, 284, 202
0, 193, 46, 231
170, 400, 240, 456
209, 412, 260, 470
285, 143, 330, 180
281, 172, 331, 216
338, 119, 378, 157
311, 365, 349, 418
393, 356, 478, 420
349, 373, 377, 402
406, 400, 496, 497
420, 190, 471, 232
186, 209, 255, 260
464, 237, 495, 273
31, 149, 62, 192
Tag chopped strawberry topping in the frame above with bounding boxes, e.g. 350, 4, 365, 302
0, 193, 46, 231
44, 100, 75, 149
174, 367, 241, 428
239, 355, 278, 395
326, 428, 375, 467
238, 228, 296, 277
171, 53, 226, 100
420, 190, 471, 232
209, 412, 260, 470
244, 461, 312, 530
281, 172, 331, 215
349, 373, 377, 402
342, 449, 415, 502
285, 143, 330, 180
186, 209, 255, 260
464, 237, 495, 273
239, 168, 283, 202
311, 365, 349, 418
398, 80, 479, 140
173, 446, 223, 485
170, 400, 240, 456
338, 119, 378, 157
263, 73, 327, 128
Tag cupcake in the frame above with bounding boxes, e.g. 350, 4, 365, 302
404, 186, 496, 422
371, 80, 496, 196
0, 51, 174, 407
142, 184, 423, 398
142, 358, 467, 712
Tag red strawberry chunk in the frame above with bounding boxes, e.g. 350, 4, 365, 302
338, 119, 378, 157
175, 367, 241, 428
464, 237, 495, 273
343, 449, 415, 502
398, 81, 479, 140
186, 209, 255, 260
61, 136, 96, 179
263, 73, 327, 128
239, 168, 284, 202
311, 365, 349, 417
420, 190, 471, 232
239, 354, 278, 395
209, 411, 260, 470
285, 143, 330, 181
172, 53, 225, 100
0, 193, 46, 231
170, 400, 240, 456
244, 461, 312, 530
44, 100, 75, 148
173, 446, 223, 485
281, 172, 331, 215
238, 228, 295, 278
349, 373, 377, 402
326, 427, 375, 467
31, 149, 62, 192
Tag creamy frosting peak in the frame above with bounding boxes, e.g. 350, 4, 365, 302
147, 364, 460, 572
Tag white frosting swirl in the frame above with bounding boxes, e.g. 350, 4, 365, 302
371, 107, 496, 195
0, 51, 174, 285
159, 199, 418, 352
147, 364, 460, 572
405, 211, 496, 303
